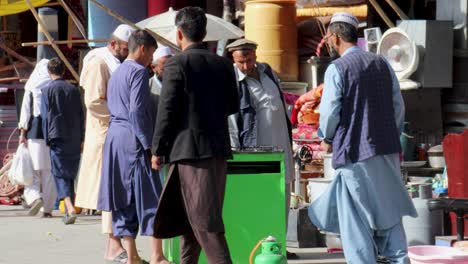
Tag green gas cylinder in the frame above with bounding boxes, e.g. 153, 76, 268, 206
254, 236, 287, 264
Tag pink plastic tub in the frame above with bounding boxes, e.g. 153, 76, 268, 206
409, 246, 468, 264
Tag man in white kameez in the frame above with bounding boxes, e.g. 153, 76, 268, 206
308, 12, 417, 264
75, 24, 135, 263
148, 47, 172, 184
19, 59, 57, 218
149, 46, 172, 96
226, 39, 296, 259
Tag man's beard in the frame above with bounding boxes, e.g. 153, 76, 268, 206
115, 54, 126, 62
156, 74, 163, 82
329, 44, 340, 60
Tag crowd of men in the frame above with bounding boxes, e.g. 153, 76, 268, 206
18, 7, 416, 264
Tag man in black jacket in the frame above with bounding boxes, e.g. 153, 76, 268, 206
151, 7, 239, 264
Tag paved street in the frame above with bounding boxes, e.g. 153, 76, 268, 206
0, 205, 346, 264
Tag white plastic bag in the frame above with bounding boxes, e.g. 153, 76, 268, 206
8, 143, 35, 186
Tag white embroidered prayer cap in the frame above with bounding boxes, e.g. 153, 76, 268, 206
152, 46, 173, 64
112, 24, 136, 42
330, 12, 359, 28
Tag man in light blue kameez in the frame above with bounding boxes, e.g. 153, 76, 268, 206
308, 12, 417, 264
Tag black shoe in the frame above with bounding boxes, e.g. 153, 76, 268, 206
287, 251, 299, 259
41, 212, 53, 218
377, 256, 390, 263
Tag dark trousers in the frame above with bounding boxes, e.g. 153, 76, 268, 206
180, 228, 231, 264
177, 157, 232, 264
52, 177, 74, 200
49, 139, 80, 200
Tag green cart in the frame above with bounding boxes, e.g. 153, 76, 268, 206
163, 151, 286, 263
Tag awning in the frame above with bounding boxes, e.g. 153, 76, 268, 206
0, 0, 50, 16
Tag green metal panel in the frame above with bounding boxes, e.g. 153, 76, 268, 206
163, 152, 286, 263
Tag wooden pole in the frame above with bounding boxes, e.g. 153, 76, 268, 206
368, 0, 395, 28
384, 0, 409, 20
43, 2, 61, 7
2, 17, 7, 31
89, 0, 181, 52
0, 63, 28, 73
57, 0, 87, 40
24, 0, 80, 81
0, 42, 35, 67
0, 77, 20, 83
22, 38, 107, 47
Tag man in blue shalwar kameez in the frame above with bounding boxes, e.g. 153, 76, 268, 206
308, 12, 418, 264
97, 30, 169, 264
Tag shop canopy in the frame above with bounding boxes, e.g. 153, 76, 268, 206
0, 0, 50, 16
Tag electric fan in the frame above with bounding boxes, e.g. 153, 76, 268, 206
377, 28, 420, 90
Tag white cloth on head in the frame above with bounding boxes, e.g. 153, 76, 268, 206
82, 47, 120, 75
152, 46, 173, 64
330, 12, 359, 28
25, 59, 49, 93
18, 59, 50, 129
112, 24, 135, 42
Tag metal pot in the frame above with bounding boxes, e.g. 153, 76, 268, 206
427, 145, 446, 168
323, 153, 336, 179
324, 232, 342, 251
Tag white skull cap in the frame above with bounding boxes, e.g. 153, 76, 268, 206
330, 12, 359, 28
112, 24, 136, 42
152, 46, 173, 64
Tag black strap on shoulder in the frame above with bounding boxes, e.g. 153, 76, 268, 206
29, 91, 33, 118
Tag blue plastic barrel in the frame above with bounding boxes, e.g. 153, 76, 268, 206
88, 0, 147, 47
37, 7, 58, 61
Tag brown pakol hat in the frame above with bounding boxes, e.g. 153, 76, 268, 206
226, 39, 258, 52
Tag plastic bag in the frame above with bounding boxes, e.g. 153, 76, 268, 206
8, 143, 35, 186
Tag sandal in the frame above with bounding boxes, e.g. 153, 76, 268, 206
62, 213, 77, 225
27, 198, 43, 216
105, 251, 128, 264
127, 257, 149, 264
41, 212, 53, 218
286, 251, 299, 259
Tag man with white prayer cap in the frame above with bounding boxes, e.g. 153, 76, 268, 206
149, 46, 173, 96
148, 46, 173, 184
329, 11, 359, 28
75, 23, 135, 263
307, 12, 417, 264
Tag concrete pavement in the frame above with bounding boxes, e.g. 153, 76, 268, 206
0, 205, 346, 264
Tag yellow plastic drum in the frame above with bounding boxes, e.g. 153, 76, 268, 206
59, 200, 82, 214
245, 0, 298, 81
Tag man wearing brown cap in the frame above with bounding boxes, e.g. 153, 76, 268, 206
226, 38, 295, 258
